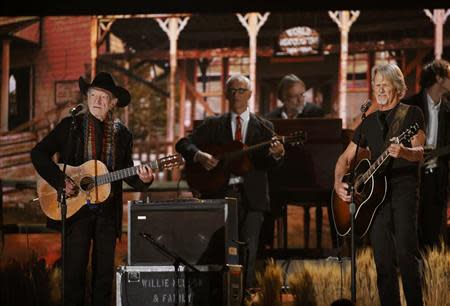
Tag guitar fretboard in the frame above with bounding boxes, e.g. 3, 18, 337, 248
354, 123, 418, 187
225, 135, 301, 160
355, 150, 390, 187
96, 159, 159, 185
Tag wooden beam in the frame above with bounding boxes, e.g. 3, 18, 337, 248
90, 17, 98, 78
404, 48, 430, 77
178, 68, 215, 116
97, 18, 115, 48
221, 57, 229, 113
97, 58, 169, 97
99, 47, 274, 61
1, 40, 10, 132
270, 56, 325, 63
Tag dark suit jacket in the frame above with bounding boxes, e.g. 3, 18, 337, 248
402, 91, 450, 201
265, 103, 324, 119
175, 112, 282, 211
31, 114, 149, 237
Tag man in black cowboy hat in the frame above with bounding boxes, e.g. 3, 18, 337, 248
31, 72, 154, 306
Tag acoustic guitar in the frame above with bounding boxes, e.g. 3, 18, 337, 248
331, 123, 419, 238
184, 132, 305, 195
36, 154, 184, 220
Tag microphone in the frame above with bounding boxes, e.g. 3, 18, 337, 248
69, 104, 85, 116
360, 99, 372, 113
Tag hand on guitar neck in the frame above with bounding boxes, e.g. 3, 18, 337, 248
194, 136, 284, 171
268, 136, 285, 159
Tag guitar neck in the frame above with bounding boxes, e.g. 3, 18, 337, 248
96, 160, 159, 185
356, 149, 390, 186
228, 136, 287, 159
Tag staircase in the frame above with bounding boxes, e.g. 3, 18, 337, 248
0, 131, 38, 180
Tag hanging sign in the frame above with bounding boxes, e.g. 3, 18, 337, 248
277, 26, 320, 56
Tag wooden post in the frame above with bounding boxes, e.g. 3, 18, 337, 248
179, 60, 187, 137
1, 40, 10, 132
221, 57, 229, 112
123, 61, 130, 127
91, 17, 99, 79
156, 16, 189, 154
237, 12, 270, 113
191, 60, 197, 127
0, 179, 3, 251
329, 10, 360, 128
424, 9, 450, 60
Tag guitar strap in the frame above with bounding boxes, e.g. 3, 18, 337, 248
380, 103, 410, 173
383, 103, 410, 148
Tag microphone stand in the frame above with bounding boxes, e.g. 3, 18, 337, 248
347, 108, 368, 304
139, 232, 200, 306
58, 111, 78, 306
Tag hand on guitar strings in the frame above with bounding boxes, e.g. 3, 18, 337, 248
64, 177, 79, 197
268, 136, 285, 159
334, 179, 351, 203
194, 150, 219, 171
137, 164, 155, 183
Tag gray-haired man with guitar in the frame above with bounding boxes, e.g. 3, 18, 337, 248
31, 72, 157, 306
176, 74, 286, 291
333, 64, 425, 306
402, 59, 450, 249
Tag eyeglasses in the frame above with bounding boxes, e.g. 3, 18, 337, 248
228, 88, 249, 95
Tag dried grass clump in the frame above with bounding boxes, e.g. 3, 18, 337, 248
248, 258, 284, 306
287, 267, 316, 306
354, 247, 379, 305
422, 241, 450, 306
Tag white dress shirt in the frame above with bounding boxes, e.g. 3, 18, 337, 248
425, 93, 441, 169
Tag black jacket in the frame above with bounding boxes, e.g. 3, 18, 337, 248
265, 103, 324, 119
31, 114, 149, 237
175, 112, 283, 211
402, 91, 450, 201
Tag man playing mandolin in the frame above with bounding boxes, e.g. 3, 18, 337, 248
176, 74, 285, 290
333, 64, 426, 306
31, 72, 154, 306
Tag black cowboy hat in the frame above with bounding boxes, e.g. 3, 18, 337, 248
79, 72, 131, 107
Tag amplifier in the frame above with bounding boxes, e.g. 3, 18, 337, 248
128, 198, 239, 266
116, 264, 243, 306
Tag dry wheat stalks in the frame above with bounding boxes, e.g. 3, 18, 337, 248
422, 241, 450, 306
48, 266, 61, 304
288, 268, 317, 306
251, 258, 284, 306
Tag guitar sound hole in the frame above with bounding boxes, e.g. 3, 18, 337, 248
80, 176, 95, 192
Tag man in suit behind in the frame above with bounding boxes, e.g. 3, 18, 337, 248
265, 73, 324, 119
262, 73, 324, 249
402, 59, 450, 249
175, 74, 285, 289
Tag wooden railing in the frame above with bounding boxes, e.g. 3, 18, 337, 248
132, 136, 181, 182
